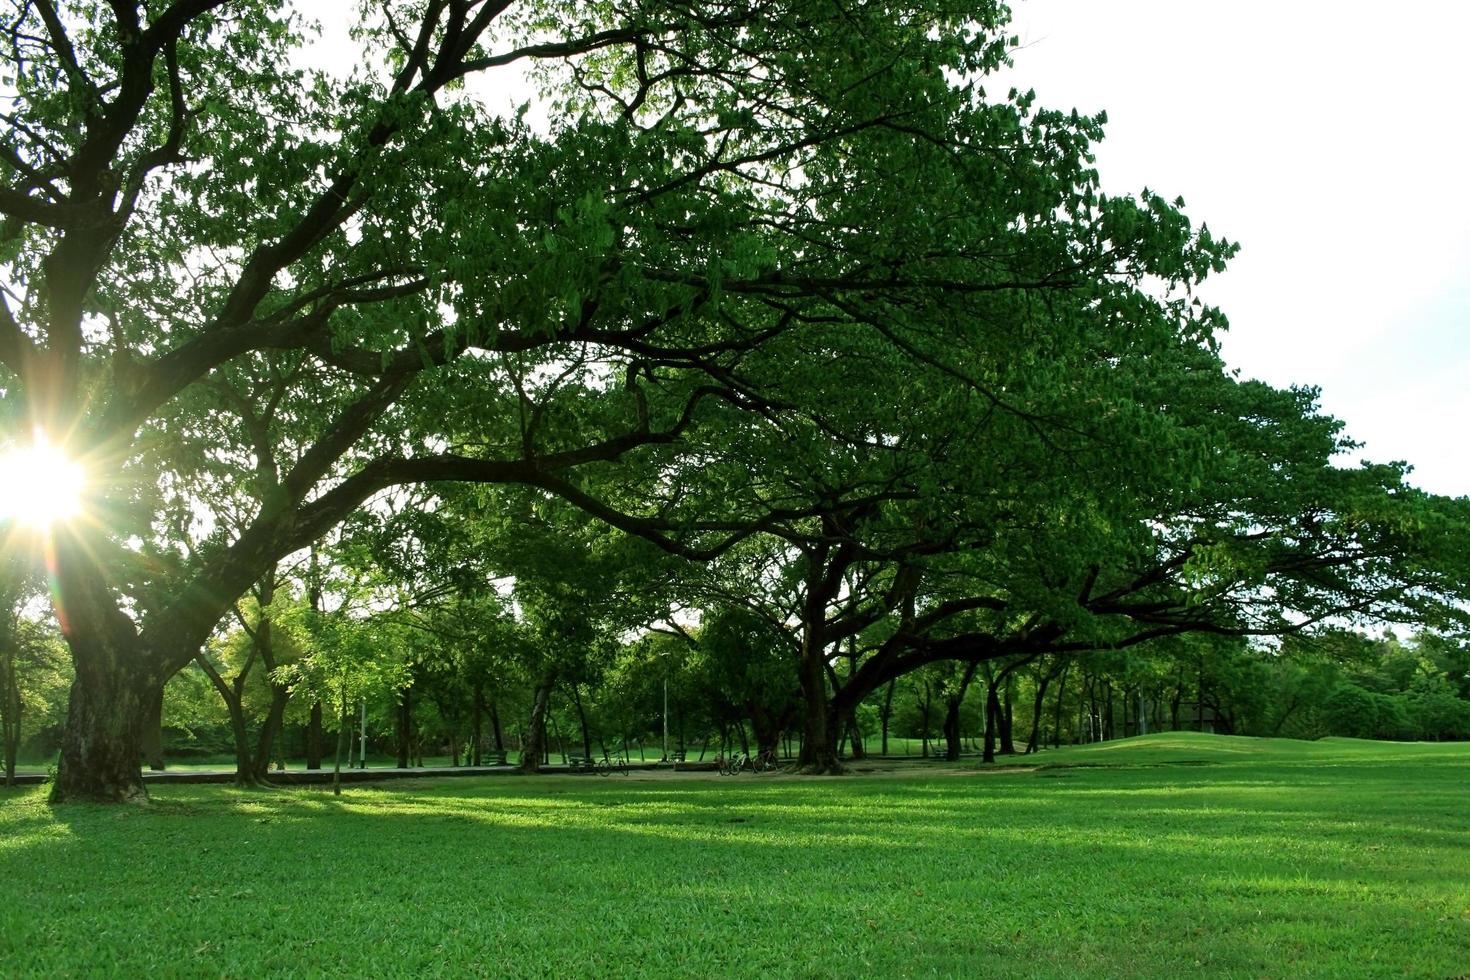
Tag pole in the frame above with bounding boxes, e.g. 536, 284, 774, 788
358, 699, 367, 769
662, 668, 669, 762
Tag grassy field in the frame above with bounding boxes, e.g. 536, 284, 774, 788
2, 733, 1467, 977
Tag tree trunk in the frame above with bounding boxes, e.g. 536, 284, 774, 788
248, 581, 290, 779
51, 655, 158, 803
1026, 671, 1051, 754
842, 640, 864, 760
192, 655, 262, 788
999, 674, 1016, 755
470, 682, 484, 766
306, 700, 324, 770
140, 685, 166, 771
1052, 663, 1068, 749
332, 683, 348, 796
571, 683, 594, 760
983, 678, 1000, 763
796, 629, 841, 773
918, 683, 932, 757
489, 697, 505, 751
346, 705, 357, 768
1, 648, 19, 787
227, 700, 254, 783
1170, 669, 1184, 730
880, 680, 895, 756
252, 683, 290, 778
943, 661, 981, 761
520, 673, 555, 774
847, 712, 865, 760
396, 687, 413, 768
942, 698, 962, 761
1197, 666, 1206, 732
1087, 677, 1099, 742
48, 553, 169, 804
748, 701, 790, 757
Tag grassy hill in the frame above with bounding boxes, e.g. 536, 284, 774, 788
1020, 730, 1470, 768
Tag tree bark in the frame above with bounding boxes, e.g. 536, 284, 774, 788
942, 661, 981, 761
520, 673, 555, 774
847, 711, 865, 760
1170, 667, 1184, 730
1052, 663, 1069, 748
470, 682, 484, 767
748, 700, 793, 758
1025, 670, 1051, 754
332, 683, 348, 796
396, 686, 413, 768
918, 680, 933, 757
49, 543, 167, 803
252, 683, 289, 778
795, 628, 841, 773
999, 674, 1016, 755
140, 685, 166, 771
489, 696, 505, 751
942, 698, 963, 761
306, 700, 324, 769
1, 646, 19, 787
572, 683, 594, 760
51, 649, 157, 803
879, 680, 895, 756
193, 654, 263, 788
983, 677, 1000, 763
248, 579, 291, 778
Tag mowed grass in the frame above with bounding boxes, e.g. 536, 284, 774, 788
2, 734, 1468, 978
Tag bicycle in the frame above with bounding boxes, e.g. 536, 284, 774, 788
719, 752, 750, 775
596, 753, 629, 777
752, 748, 781, 773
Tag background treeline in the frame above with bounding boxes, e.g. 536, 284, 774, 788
8, 593, 1467, 780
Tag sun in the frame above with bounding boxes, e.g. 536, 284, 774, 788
0, 436, 86, 529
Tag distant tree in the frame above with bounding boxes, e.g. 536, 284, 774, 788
0, 571, 70, 785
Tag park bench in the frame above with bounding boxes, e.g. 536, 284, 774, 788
565, 754, 597, 773
666, 750, 686, 763
483, 750, 508, 767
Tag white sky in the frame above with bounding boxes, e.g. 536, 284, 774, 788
999, 0, 1470, 498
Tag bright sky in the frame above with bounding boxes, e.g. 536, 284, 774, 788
998, 0, 1470, 498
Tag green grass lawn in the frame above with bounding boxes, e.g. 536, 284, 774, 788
3, 733, 1467, 978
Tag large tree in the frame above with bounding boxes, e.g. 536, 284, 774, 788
0, 0, 1065, 801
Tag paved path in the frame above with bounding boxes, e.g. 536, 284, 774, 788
2, 753, 994, 788
2, 760, 708, 787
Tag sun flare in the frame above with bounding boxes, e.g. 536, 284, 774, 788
0, 436, 86, 529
